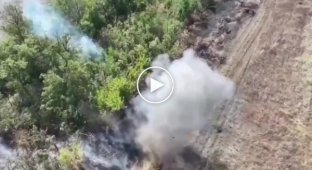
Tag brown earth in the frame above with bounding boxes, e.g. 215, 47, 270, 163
194, 0, 312, 169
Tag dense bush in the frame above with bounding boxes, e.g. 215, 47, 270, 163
0, 0, 214, 134
53, 0, 153, 37
59, 144, 83, 169
0, 1, 219, 169
94, 0, 207, 111
96, 77, 133, 112
0, 35, 103, 132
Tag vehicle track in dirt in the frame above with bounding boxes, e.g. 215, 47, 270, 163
192, 0, 273, 156
194, 0, 312, 169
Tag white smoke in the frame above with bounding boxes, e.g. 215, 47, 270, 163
22, 0, 102, 58
134, 49, 235, 161
0, 138, 15, 169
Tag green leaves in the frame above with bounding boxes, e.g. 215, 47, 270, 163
41, 71, 64, 112
53, 0, 86, 25
94, 0, 202, 116
0, 98, 33, 134
1, 4, 28, 42
54, 0, 152, 38
0, 0, 205, 134
39, 59, 96, 131
96, 77, 132, 113
0, 36, 99, 132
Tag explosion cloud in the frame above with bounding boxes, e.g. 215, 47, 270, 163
82, 49, 235, 169
133, 49, 235, 164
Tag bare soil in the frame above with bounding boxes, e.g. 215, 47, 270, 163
193, 0, 312, 169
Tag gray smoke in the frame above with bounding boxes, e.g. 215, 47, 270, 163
21, 0, 102, 58
133, 49, 235, 161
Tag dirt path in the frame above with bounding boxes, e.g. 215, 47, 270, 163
194, 0, 312, 169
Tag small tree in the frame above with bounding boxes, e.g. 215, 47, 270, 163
96, 77, 133, 113
0, 4, 28, 42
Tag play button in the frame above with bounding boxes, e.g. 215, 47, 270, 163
150, 78, 164, 93
137, 66, 174, 104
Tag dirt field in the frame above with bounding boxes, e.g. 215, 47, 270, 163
194, 0, 312, 169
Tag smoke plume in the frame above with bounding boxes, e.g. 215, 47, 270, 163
79, 49, 235, 169
22, 0, 102, 58
133, 49, 235, 163
0, 138, 15, 169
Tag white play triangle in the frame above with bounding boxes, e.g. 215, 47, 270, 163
150, 78, 164, 93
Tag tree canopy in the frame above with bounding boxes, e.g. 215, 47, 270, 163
0, 0, 216, 168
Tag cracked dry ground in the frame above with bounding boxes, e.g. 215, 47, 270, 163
194, 0, 312, 169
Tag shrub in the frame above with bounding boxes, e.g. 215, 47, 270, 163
96, 77, 133, 113
59, 144, 84, 170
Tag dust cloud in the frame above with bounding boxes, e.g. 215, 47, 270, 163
133, 49, 235, 164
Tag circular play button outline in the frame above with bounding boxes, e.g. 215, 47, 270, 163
136, 66, 174, 104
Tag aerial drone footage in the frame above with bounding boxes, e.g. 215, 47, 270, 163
0, 0, 311, 169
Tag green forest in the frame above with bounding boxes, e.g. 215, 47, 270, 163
0, 0, 216, 169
